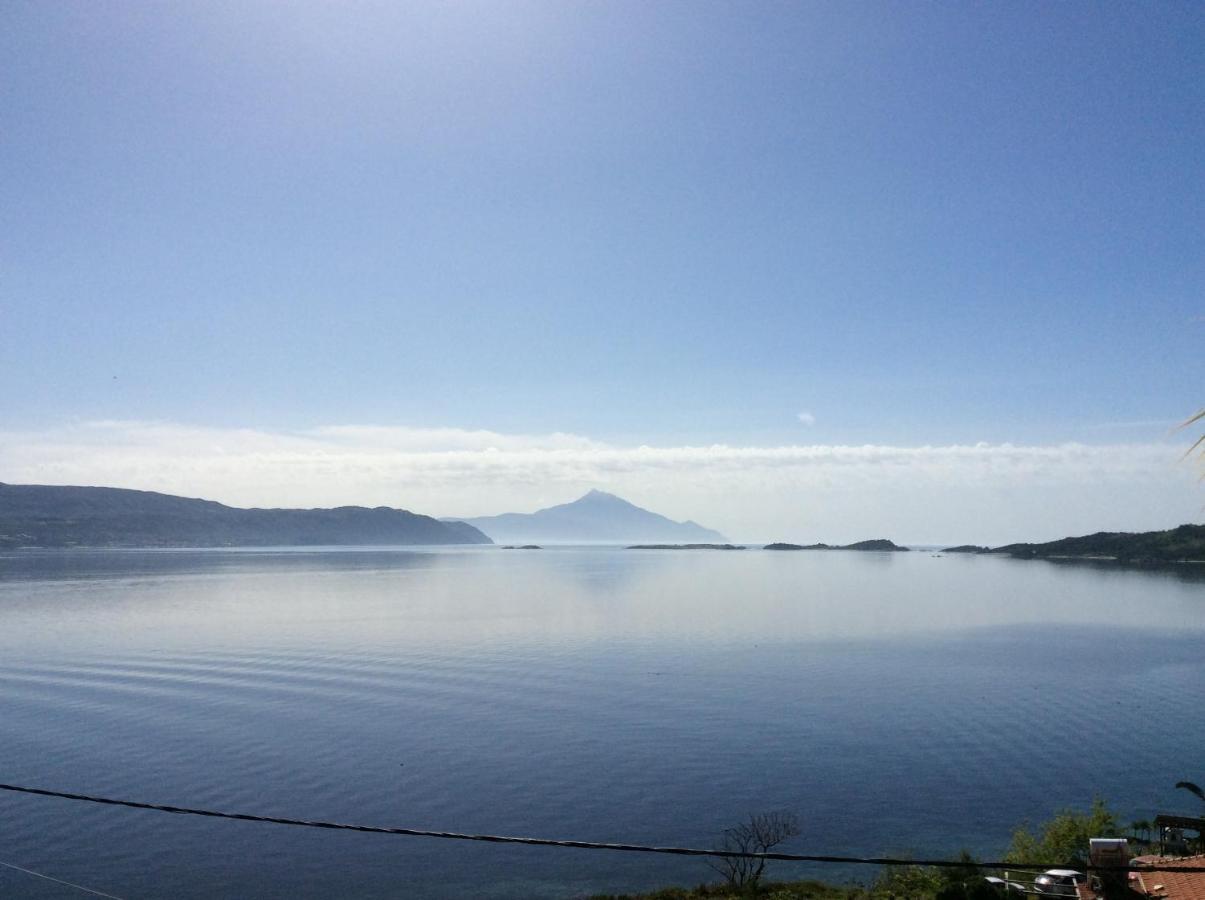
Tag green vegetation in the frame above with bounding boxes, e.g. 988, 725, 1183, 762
590, 880, 861, 900
992, 524, 1205, 563
595, 802, 1126, 900
589, 861, 998, 900
1003, 798, 1120, 867
871, 856, 1001, 900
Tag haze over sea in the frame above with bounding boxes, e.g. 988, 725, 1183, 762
2, 546, 1202, 898
3, 6, 1203, 896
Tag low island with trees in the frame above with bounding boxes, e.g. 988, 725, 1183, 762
764, 540, 909, 552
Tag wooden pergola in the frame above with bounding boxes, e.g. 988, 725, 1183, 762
1154, 814, 1205, 857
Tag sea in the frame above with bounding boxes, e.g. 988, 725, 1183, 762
0, 546, 1202, 898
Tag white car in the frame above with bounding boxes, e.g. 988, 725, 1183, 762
1033, 869, 1086, 896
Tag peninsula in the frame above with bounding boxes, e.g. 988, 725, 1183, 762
960, 524, 1205, 563
0, 483, 491, 549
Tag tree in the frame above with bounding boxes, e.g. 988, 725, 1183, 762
1130, 819, 1153, 843
707, 811, 801, 891
935, 880, 1001, 900
1004, 798, 1120, 867
872, 864, 943, 898
874, 852, 998, 900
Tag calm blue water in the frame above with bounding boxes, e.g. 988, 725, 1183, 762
0, 547, 1202, 898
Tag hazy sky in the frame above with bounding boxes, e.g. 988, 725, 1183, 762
2, 2, 1202, 541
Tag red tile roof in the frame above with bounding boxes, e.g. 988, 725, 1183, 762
1131, 855, 1205, 900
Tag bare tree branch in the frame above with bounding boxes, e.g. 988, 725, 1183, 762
706, 811, 801, 890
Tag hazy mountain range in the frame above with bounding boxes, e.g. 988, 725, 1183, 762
450, 490, 727, 544
0, 483, 490, 548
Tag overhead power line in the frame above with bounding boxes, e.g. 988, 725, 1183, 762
0, 857, 128, 899
2, 782, 1202, 874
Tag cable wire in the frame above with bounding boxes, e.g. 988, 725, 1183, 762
0, 857, 128, 899
2, 781, 1202, 873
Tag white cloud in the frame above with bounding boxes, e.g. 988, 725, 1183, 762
797, 411, 816, 426
0, 420, 1199, 545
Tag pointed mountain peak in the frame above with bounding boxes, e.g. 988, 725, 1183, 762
459, 490, 727, 543
579, 489, 624, 503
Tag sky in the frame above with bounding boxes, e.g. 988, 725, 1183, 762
2, 2, 1202, 543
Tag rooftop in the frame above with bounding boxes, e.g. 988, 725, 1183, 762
1129, 855, 1205, 900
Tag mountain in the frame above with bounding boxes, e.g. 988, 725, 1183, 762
453, 490, 727, 544
985, 524, 1205, 563
0, 483, 491, 548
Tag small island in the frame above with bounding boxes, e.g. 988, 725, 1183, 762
501, 545, 542, 550
626, 543, 745, 550
764, 539, 909, 552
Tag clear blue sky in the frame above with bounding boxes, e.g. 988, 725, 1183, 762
4, 1, 1201, 445
2, 2, 1203, 540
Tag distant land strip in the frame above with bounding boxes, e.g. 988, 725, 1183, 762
0, 482, 491, 549
940, 523, 1205, 564
1, 482, 1200, 562
758, 528, 1204, 563
626, 543, 744, 550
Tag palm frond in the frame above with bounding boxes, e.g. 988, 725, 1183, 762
1175, 781, 1205, 803
1177, 410, 1205, 462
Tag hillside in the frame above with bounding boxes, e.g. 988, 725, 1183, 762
453, 490, 726, 544
988, 524, 1205, 562
0, 483, 491, 548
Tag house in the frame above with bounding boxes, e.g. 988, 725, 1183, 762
1126, 854, 1205, 900
1069, 830, 1205, 900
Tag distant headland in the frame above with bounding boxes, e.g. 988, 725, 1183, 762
0, 483, 491, 549
949, 524, 1205, 564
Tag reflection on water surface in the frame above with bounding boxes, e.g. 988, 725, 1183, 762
0, 547, 1202, 898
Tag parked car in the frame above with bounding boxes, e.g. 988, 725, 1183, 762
1033, 869, 1086, 896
